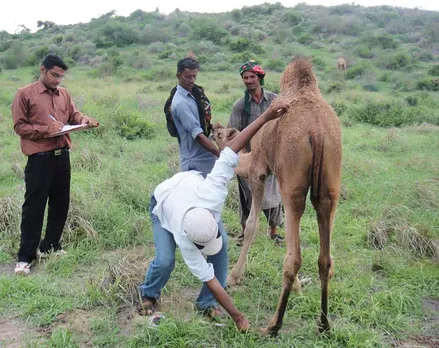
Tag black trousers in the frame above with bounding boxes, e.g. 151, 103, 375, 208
18, 151, 71, 263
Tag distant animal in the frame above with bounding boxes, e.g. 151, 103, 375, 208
213, 58, 342, 335
337, 57, 347, 70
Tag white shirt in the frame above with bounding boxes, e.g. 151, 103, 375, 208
153, 147, 239, 282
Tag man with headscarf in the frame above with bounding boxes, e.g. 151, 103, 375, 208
227, 60, 284, 245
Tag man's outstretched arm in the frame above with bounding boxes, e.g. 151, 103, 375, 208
228, 99, 289, 154
205, 277, 250, 332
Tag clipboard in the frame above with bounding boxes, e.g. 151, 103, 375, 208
44, 124, 90, 138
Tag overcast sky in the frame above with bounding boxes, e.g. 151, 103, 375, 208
1, 0, 438, 34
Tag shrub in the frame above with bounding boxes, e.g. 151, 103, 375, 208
298, 33, 313, 45
349, 100, 410, 127
230, 37, 251, 52
327, 81, 344, 93
282, 10, 301, 26
428, 65, 439, 76
405, 96, 418, 106
190, 20, 228, 44
346, 64, 367, 79
355, 45, 374, 59
94, 22, 139, 47
229, 51, 258, 64
312, 57, 326, 70
387, 53, 411, 70
330, 100, 347, 115
416, 79, 439, 92
111, 109, 155, 140
265, 59, 285, 72
363, 84, 379, 92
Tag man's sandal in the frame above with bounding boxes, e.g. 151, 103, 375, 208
137, 297, 157, 316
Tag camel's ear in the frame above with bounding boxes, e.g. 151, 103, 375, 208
226, 129, 239, 139
213, 123, 224, 130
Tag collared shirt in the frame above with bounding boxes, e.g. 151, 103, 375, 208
171, 85, 216, 178
152, 147, 239, 283
12, 80, 86, 156
228, 88, 282, 209
228, 88, 278, 131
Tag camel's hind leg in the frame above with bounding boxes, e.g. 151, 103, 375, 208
260, 189, 307, 336
315, 191, 338, 332
227, 173, 265, 286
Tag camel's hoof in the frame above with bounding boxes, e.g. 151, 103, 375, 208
259, 327, 278, 337
227, 274, 241, 286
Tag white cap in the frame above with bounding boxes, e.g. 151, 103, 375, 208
183, 208, 222, 256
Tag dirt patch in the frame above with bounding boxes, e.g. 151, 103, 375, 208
0, 264, 13, 276
393, 297, 439, 348
0, 317, 44, 347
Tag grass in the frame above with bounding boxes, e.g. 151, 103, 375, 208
0, 54, 438, 347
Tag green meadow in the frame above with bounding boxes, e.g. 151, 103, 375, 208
0, 3, 438, 347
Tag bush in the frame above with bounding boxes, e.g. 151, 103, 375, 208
428, 65, 439, 76
282, 10, 301, 26
298, 33, 313, 45
349, 100, 410, 127
327, 81, 344, 93
230, 37, 251, 52
265, 59, 285, 72
190, 20, 228, 44
111, 109, 156, 140
416, 79, 439, 92
312, 57, 326, 70
94, 22, 139, 47
387, 53, 411, 70
355, 45, 374, 59
229, 51, 258, 64
363, 84, 379, 92
346, 64, 367, 79
405, 96, 418, 106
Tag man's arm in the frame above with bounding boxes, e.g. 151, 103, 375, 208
174, 100, 218, 156
205, 277, 250, 332
228, 99, 289, 154
12, 90, 54, 139
227, 100, 244, 130
197, 133, 220, 157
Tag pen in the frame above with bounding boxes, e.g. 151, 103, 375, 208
49, 114, 56, 121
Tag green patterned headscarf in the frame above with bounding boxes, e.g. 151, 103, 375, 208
239, 60, 266, 128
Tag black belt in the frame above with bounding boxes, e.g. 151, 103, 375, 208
32, 148, 69, 156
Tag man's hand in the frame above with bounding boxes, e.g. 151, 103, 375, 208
262, 99, 290, 121
81, 116, 100, 127
47, 121, 64, 134
234, 313, 250, 332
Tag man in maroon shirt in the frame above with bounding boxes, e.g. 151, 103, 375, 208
12, 55, 99, 275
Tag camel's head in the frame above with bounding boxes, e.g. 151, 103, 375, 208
212, 123, 240, 150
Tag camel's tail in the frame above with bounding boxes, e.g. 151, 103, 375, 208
310, 130, 324, 207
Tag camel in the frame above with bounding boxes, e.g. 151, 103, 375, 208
212, 58, 342, 335
337, 57, 347, 70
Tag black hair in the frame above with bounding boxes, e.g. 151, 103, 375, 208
42, 55, 68, 71
177, 58, 199, 74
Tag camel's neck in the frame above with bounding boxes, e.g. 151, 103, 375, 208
235, 151, 251, 178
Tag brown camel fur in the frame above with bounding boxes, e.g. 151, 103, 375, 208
337, 57, 347, 70
213, 58, 342, 335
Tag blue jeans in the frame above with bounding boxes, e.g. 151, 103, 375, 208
139, 196, 229, 310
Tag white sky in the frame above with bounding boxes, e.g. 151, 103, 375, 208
1, 0, 438, 34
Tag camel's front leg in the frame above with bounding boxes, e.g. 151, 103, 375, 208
227, 174, 265, 286
260, 190, 306, 337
